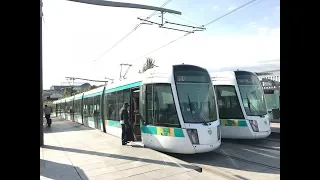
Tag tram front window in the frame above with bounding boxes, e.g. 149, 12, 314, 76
235, 71, 267, 117
174, 65, 217, 124
215, 85, 244, 119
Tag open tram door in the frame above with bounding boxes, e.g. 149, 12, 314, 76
130, 87, 142, 141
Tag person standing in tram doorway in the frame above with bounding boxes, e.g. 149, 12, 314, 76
120, 102, 130, 145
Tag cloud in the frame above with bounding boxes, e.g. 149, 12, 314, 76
264, 16, 269, 21
228, 6, 236, 11
248, 22, 257, 28
212, 5, 219, 10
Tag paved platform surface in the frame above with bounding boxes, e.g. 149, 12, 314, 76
270, 123, 280, 133
40, 118, 215, 180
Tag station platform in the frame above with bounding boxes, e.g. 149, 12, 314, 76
40, 118, 212, 180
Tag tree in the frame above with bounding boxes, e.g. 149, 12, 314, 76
140, 57, 156, 73
90, 85, 98, 90
62, 87, 77, 98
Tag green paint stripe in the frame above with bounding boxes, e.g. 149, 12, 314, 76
89, 117, 94, 122
54, 81, 142, 103
105, 81, 141, 93
141, 125, 157, 135
238, 121, 247, 126
174, 128, 185, 137
74, 96, 83, 100
105, 120, 184, 137
83, 92, 103, 98
141, 125, 184, 137
106, 120, 121, 128
220, 119, 248, 127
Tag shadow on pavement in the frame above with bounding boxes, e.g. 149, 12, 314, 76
43, 144, 201, 172
40, 159, 88, 180
43, 118, 91, 133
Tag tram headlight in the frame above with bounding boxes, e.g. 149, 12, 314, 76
187, 129, 199, 145
249, 120, 259, 132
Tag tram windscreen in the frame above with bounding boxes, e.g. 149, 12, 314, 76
215, 85, 245, 119
174, 65, 218, 123
235, 71, 267, 117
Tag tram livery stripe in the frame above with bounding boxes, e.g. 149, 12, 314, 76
105, 81, 142, 93
104, 120, 185, 137
105, 120, 121, 128
142, 126, 184, 138
220, 119, 248, 127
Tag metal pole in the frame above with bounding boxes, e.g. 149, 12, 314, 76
40, 0, 44, 146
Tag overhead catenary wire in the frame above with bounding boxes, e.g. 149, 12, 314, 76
169, 14, 201, 27
204, 0, 258, 26
130, 0, 259, 64
94, 0, 173, 62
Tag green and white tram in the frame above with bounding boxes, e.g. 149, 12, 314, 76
211, 70, 271, 139
53, 64, 221, 154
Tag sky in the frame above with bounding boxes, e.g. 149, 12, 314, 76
42, 0, 280, 89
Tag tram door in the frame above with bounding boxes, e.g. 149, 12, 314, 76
93, 96, 101, 130
131, 87, 141, 141
83, 101, 89, 126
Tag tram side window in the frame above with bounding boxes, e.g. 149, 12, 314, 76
94, 96, 100, 117
65, 102, 69, 114
74, 99, 81, 117
105, 92, 118, 120
146, 85, 153, 125
139, 85, 146, 124
123, 89, 130, 106
215, 85, 244, 119
61, 103, 65, 115
145, 84, 180, 127
103, 94, 107, 120
88, 97, 94, 116
57, 104, 60, 116
83, 98, 89, 118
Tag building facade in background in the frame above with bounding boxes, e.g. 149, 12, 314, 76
257, 69, 280, 82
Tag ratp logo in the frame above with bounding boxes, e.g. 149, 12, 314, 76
208, 129, 212, 135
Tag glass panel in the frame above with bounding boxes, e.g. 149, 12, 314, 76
139, 85, 146, 124
88, 97, 94, 116
153, 84, 180, 127
174, 66, 217, 123
265, 94, 280, 110
236, 72, 268, 116
94, 96, 100, 117
146, 85, 153, 124
103, 94, 108, 120
215, 85, 244, 119
106, 92, 117, 120
176, 82, 217, 123
83, 98, 89, 118
116, 91, 123, 121
74, 99, 81, 117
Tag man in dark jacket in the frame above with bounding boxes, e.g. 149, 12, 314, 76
120, 102, 130, 145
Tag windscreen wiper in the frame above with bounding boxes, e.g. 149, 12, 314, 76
245, 93, 263, 117
187, 93, 208, 126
